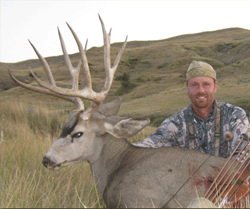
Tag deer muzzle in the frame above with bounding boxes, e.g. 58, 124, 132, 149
42, 156, 53, 168
42, 156, 67, 170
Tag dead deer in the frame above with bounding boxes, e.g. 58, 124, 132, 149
10, 15, 229, 208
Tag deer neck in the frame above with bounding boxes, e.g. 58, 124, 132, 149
89, 133, 131, 195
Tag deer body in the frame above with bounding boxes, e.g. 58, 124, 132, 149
100, 145, 225, 208
10, 16, 227, 208
42, 103, 226, 208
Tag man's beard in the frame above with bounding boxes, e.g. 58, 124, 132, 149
189, 93, 213, 109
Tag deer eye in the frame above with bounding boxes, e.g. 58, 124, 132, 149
72, 132, 84, 138
71, 132, 84, 143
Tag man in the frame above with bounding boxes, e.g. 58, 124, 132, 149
134, 60, 250, 158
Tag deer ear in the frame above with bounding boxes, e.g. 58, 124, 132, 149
105, 118, 150, 138
97, 97, 122, 116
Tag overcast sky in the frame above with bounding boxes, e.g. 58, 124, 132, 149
1, 0, 250, 63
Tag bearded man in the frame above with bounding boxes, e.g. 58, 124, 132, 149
134, 60, 250, 158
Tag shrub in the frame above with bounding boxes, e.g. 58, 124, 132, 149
115, 72, 137, 95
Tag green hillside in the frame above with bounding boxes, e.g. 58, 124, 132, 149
1, 27, 250, 126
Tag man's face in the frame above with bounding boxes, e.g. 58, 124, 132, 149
186, 77, 218, 109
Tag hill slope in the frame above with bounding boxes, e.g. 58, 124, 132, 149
1, 27, 250, 125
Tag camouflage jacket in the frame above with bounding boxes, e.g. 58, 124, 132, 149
134, 100, 250, 158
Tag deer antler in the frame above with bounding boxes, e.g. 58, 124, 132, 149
9, 15, 128, 119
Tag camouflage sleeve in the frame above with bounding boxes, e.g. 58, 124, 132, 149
224, 104, 250, 157
133, 111, 187, 148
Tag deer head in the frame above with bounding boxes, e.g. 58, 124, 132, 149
42, 97, 149, 170
10, 15, 149, 170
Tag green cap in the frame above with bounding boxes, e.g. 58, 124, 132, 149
186, 60, 216, 81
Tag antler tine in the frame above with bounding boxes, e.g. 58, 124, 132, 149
98, 14, 128, 96
9, 69, 55, 96
28, 40, 56, 86
10, 38, 85, 110
112, 36, 128, 70
29, 38, 84, 110
104, 35, 128, 92
9, 69, 84, 110
58, 27, 81, 90
27, 61, 98, 101
98, 14, 111, 78
66, 22, 92, 90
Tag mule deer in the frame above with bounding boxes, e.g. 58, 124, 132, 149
10, 15, 230, 208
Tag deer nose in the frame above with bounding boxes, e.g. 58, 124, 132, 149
42, 156, 54, 168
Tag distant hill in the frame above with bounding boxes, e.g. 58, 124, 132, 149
1, 27, 250, 125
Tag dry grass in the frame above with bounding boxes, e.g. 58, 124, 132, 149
0, 101, 104, 208
0, 100, 153, 208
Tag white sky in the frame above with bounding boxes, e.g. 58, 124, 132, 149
1, 0, 250, 63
